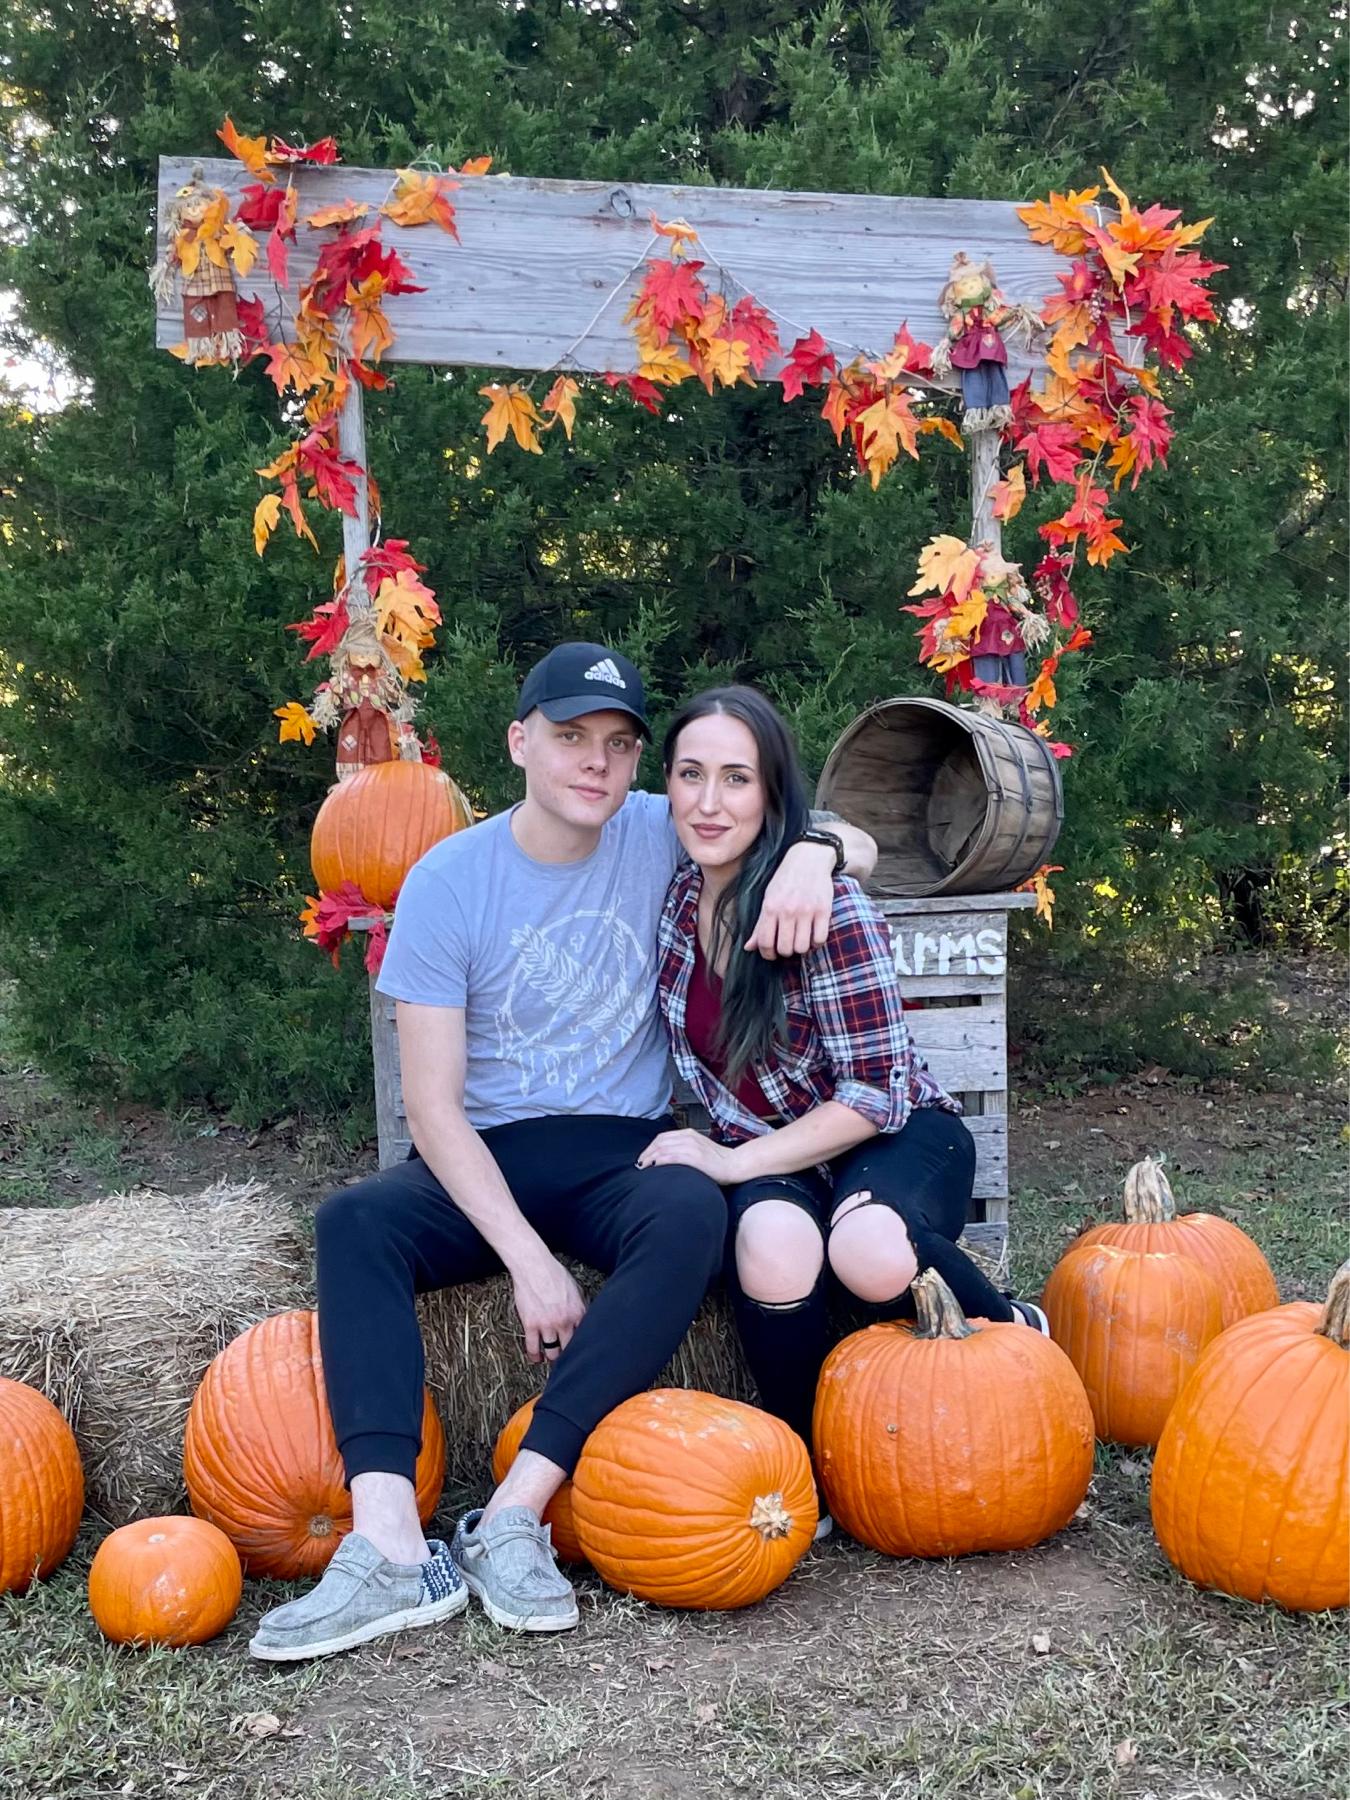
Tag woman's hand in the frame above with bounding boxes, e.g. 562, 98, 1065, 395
636, 1129, 741, 1183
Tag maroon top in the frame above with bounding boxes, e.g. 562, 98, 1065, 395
948, 307, 1009, 371
683, 937, 778, 1121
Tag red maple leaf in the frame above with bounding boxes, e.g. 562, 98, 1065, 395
309, 223, 384, 313
360, 539, 427, 600
234, 183, 286, 232
1016, 420, 1083, 486
236, 296, 270, 353
603, 371, 665, 415
348, 358, 394, 390
286, 592, 350, 661
297, 423, 363, 515
1032, 551, 1079, 627
420, 733, 442, 768
269, 135, 340, 165
1129, 248, 1225, 321
634, 260, 706, 337
780, 329, 837, 401
729, 297, 781, 373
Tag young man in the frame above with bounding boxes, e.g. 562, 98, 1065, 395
249, 643, 875, 1661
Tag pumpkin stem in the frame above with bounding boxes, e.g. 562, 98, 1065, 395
1122, 1156, 1177, 1224
911, 1268, 976, 1340
749, 1492, 793, 1540
1317, 1261, 1350, 1349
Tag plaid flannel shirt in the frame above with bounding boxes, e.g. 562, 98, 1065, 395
656, 865, 960, 1147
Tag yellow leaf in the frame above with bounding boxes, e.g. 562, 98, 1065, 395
637, 342, 695, 386
542, 375, 580, 440
380, 171, 458, 234
274, 701, 317, 746
220, 219, 258, 277
253, 493, 282, 556
375, 568, 441, 651
701, 335, 752, 389
992, 462, 1027, 522
649, 212, 699, 256
909, 534, 983, 602
174, 229, 201, 279
478, 383, 543, 453
944, 589, 989, 640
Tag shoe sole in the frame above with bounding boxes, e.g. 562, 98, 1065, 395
456, 1566, 579, 1633
1017, 1301, 1052, 1337
247, 1583, 468, 1662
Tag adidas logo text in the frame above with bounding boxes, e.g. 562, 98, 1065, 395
583, 657, 626, 689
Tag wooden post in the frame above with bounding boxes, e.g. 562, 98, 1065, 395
337, 382, 372, 595
970, 426, 1002, 553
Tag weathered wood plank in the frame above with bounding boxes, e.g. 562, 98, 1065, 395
155, 159, 1062, 379
369, 981, 405, 1171
880, 892, 1037, 916
888, 911, 1008, 981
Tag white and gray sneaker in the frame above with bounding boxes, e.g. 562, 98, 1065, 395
248, 1533, 466, 1662
1010, 1299, 1052, 1336
451, 1505, 579, 1632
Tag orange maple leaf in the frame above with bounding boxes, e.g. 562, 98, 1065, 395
218, 116, 274, 181
219, 218, 258, 278
274, 701, 317, 745
649, 213, 699, 257
1016, 863, 1065, 928
992, 462, 1027, 522
304, 199, 370, 229
1025, 661, 1058, 715
855, 393, 919, 487
820, 377, 851, 444
479, 383, 543, 453
345, 272, 395, 362
638, 341, 696, 387
459, 155, 493, 176
944, 589, 989, 641
909, 534, 983, 603
381, 170, 460, 236
917, 416, 964, 450
1016, 186, 1100, 254
700, 335, 752, 390
542, 376, 580, 440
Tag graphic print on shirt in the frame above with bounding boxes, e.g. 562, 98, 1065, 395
495, 898, 652, 1096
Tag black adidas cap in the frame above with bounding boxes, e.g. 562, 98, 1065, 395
515, 641, 650, 737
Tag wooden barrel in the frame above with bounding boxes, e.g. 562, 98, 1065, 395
815, 697, 1062, 897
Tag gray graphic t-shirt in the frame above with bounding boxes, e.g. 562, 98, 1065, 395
376, 790, 680, 1128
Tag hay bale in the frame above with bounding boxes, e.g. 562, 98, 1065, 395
0, 1182, 308, 1524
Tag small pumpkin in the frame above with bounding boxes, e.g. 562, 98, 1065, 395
814, 1270, 1095, 1558
310, 758, 474, 909
570, 1389, 815, 1610
0, 1377, 84, 1596
1042, 1240, 1224, 1446
1151, 1260, 1350, 1612
89, 1516, 242, 1646
491, 1397, 585, 1565
1078, 1157, 1279, 1328
184, 1309, 445, 1579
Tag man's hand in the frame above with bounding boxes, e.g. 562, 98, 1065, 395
510, 1249, 588, 1365
635, 1129, 740, 1183
745, 840, 835, 959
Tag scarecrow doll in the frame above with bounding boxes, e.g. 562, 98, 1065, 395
932, 253, 1041, 432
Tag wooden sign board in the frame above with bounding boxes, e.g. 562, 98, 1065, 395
154, 158, 1063, 383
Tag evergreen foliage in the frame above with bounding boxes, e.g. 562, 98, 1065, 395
0, 2, 1343, 1117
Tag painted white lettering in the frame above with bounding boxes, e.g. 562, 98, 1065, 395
939, 933, 977, 975
891, 931, 913, 976
976, 927, 1006, 976
914, 932, 940, 975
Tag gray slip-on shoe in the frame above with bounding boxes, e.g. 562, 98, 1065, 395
451, 1506, 579, 1632
248, 1533, 466, 1662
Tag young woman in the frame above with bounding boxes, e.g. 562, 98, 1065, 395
637, 686, 1048, 1452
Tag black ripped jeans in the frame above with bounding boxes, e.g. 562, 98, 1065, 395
725, 1106, 1010, 1447
315, 1115, 726, 1484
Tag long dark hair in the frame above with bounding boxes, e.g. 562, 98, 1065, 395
662, 686, 812, 1082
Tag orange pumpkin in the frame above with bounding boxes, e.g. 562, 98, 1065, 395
89, 1516, 242, 1646
310, 759, 474, 908
491, 1397, 586, 1565
1152, 1261, 1350, 1612
570, 1389, 815, 1609
814, 1270, 1095, 1558
0, 1378, 84, 1595
183, 1309, 445, 1579
1077, 1157, 1279, 1328
1042, 1241, 1224, 1446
